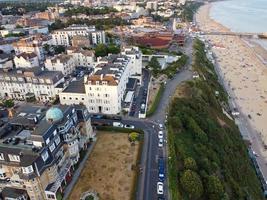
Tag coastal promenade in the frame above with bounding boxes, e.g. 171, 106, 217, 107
200, 31, 265, 38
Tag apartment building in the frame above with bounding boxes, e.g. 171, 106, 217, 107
0, 67, 64, 102
0, 103, 93, 200
66, 48, 95, 67
59, 47, 142, 114
91, 31, 106, 45
45, 54, 75, 76
13, 36, 45, 61
14, 53, 40, 68
51, 25, 105, 46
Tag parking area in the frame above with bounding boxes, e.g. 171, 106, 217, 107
128, 69, 150, 118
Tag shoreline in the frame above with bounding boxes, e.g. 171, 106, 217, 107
196, 3, 267, 173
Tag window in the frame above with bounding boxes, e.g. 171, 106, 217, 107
22, 165, 34, 174
41, 151, 49, 162
0, 153, 4, 160
55, 136, 60, 145
8, 154, 20, 162
49, 143, 56, 152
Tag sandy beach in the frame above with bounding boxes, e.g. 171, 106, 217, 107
196, 4, 267, 159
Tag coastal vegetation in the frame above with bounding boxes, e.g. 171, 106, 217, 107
147, 55, 188, 78
167, 39, 264, 200
179, 1, 204, 22
146, 83, 165, 117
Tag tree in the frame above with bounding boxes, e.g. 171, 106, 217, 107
207, 175, 224, 200
3, 99, 14, 108
129, 132, 139, 142
148, 57, 161, 76
180, 170, 203, 199
95, 44, 108, 57
184, 157, 197, 171
53, 45, 65, 55
107, 45, 120, 54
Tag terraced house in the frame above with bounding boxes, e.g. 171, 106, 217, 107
0, 104, 94, 199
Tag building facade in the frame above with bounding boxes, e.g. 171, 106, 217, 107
0, 104, 93, 200
0, 67, 64, 102
51, 25, 105, 46
14, 53, 40, 69
59, 47, 142, 114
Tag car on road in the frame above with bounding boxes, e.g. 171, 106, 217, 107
124, 124, 135, 129
158, 138, 163, 147
113, 122, 123, 127
158, 131, 163, 139
159, 124, 163, 129
157, 182, 164, 195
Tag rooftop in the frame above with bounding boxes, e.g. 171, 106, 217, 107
62, 79, 85, 94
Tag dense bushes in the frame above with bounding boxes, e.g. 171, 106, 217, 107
167, 40, 263, 200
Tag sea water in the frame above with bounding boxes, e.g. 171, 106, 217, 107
210, 0, 267, 50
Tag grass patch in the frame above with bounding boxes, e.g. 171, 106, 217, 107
146, 83, 165, 117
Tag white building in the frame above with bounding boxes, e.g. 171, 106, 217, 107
45, 54, 75, 76
14, 52, 39, 68
13, 36, 45, 61
91, 31, 106, 45
51, 25, 105, 46
0, 67, 64, 102
66, 48, 95, 67
59, 48, 142, 114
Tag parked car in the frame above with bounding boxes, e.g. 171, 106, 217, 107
113, 122, 123, 127
158, 138, 163, 147
157, 182, 164, 195
124, 124, 135, 129
158, 131, 163, 139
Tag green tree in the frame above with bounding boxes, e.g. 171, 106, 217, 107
3, 99, 14, 108
148, 57, 161, 76
95, 44, 108, 57
207, 175, 224, 200
184, 157, 197, 171
53, 45, 65, 55
107, 45, 120, 54
129, 132, 139, 142
180, 170, 203, 199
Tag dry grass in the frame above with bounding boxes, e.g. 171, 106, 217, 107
173, 83, 192, 99
68, 132, 140, 200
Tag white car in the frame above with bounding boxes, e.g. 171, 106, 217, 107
157, 182, 164, 195
158, 138, 163, 147
158, 131, 164, 139
159, 124, 163, 129
124, 124, 135, 129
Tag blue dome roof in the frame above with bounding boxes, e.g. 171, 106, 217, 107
46, 107, 63, 123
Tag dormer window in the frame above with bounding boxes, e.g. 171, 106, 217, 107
8, 154, 20, 162
0, 153, 4, 161
22, 165, 34, 174
41, 151, 49, 162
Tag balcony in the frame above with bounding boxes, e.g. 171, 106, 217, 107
45, 158, 71, 194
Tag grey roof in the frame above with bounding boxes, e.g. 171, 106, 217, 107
0, 67, 64, 85
2, 187, 28, 198
62, 79, 85, 94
